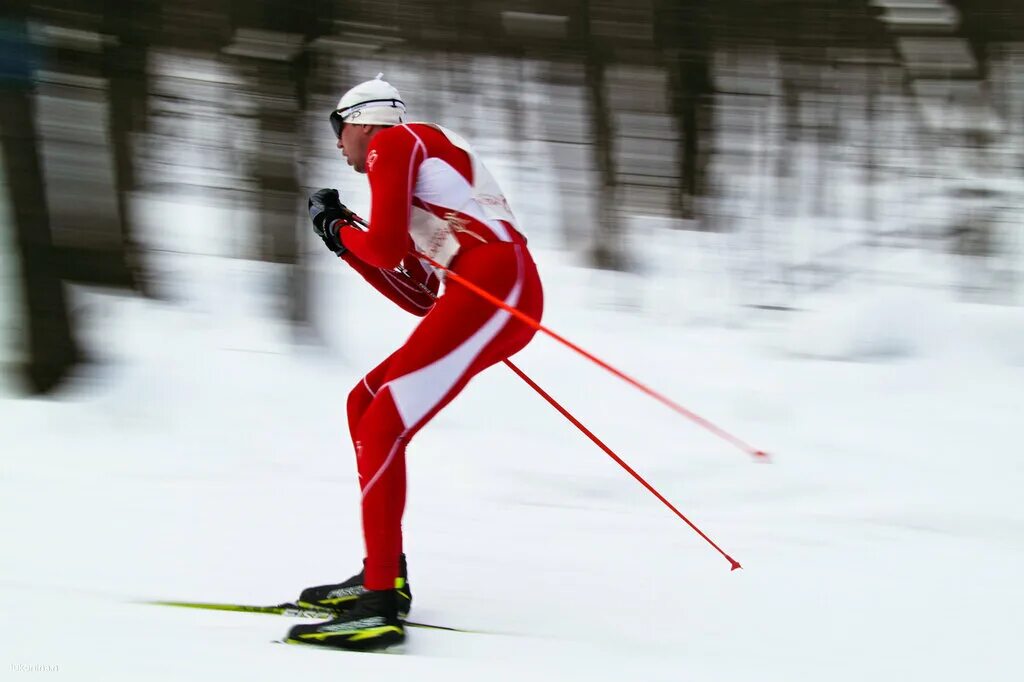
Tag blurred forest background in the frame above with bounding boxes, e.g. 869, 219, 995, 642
2, 0, 1023, 394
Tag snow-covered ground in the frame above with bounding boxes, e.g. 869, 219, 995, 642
2, 219, 1023, 680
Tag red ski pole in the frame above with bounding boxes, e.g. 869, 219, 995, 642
416, 251, 768, 460
504, 359, 742, 570
337, 210, 765, 459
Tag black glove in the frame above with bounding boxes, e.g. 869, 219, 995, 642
308, 188, 352, 256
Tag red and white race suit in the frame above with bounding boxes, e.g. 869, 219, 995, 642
336, 122, 544, 590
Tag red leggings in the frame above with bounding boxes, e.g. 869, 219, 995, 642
346, 240, 543, 590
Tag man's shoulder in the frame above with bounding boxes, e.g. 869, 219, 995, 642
375, 122, 438, 138
369, 124, 409, 147
396, 122, 465, 146
369, 123, 438, 153
369, 124, 472, 175
401, 122, 441, 134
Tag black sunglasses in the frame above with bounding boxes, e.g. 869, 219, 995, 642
329, 98, 404, 138
330, 110, 345, 139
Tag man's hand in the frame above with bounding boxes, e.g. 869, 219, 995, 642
308, 188, 352, 256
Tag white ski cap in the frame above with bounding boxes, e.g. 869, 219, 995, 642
333, 73, 406, 127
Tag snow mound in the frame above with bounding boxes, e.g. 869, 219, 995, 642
780, 284, 1024, 365
781, 287, 938, 361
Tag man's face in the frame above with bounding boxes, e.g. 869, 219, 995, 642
337, 124, 372, 174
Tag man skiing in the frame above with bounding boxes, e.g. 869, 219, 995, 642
287, 75, 544, 651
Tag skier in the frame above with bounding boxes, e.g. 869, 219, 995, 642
287, 75, 544, 651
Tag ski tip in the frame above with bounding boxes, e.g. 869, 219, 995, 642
405, 621, 462, 632
753, 450, 770, 461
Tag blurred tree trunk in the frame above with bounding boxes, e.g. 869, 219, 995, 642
227, 0, 329, 329
102, 0, 157, 295
252, 57, 306, 328
32, 0, 140, 290
658, 0, 714, 222
0, 8, 80, 393
580, 0, 625, 270
777, 28, 805, 217
864, 61, 878, 227
677, 57, 713, 221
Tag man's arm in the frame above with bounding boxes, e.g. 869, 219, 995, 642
308, 186, 437, 315
339, 126, 427, 269
339, 247, 438, 317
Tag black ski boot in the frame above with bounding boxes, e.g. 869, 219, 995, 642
286, 589, 405, 651
297, 554, 412, 619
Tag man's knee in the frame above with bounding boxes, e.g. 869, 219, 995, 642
347, 378, 375, 431
353, 389, 408, 452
